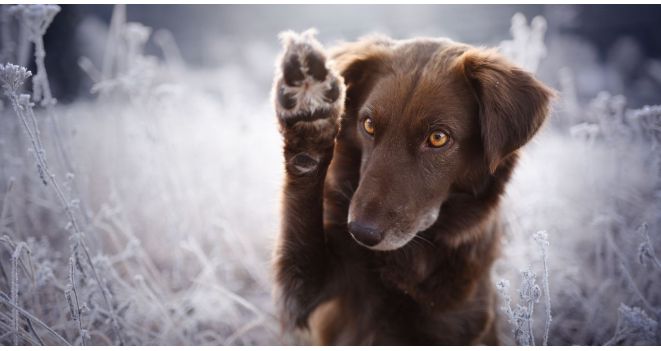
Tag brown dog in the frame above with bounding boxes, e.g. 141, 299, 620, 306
271, 30, 553, 345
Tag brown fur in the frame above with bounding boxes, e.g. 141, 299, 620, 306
272, 32, 554, 345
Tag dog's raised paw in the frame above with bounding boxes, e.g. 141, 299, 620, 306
273, 29, 345, 128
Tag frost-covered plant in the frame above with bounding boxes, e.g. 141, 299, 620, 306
497, 231, 552, 346
497, 271, 537, 346
0, 62, 124, 345
81, 5, 161, 102
630, 105, 661, 148
589, 92, 630, 144
9, 5, 60, 106
520, 268, 542, 345
569, 122, 600, 145
606, 304, 659, 345
123, 22, 151, 66
499, 12, 547, 74
7, 4, 75, 188
0, 235, 61, 345
605, 223, 661, 346
629, 105, 661, 181
0, 63, 31, 94
568, 92, 661, 155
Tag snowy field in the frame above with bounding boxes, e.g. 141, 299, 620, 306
0, 5, 660, 345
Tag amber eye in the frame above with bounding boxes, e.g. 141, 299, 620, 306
363, 118, 375, 136
428, 130, 449, 148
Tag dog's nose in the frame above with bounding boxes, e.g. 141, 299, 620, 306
348, 221, 383, 247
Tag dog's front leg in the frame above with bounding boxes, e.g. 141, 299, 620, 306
272, 30, 345, 331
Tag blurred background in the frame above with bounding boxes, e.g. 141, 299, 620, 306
39, 5, 661, 107
0, 4, 660, 346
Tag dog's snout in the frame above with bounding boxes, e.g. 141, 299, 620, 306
348, 221, 384, 247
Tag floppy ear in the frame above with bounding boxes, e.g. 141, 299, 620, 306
329, 36, 393, 112
455, 48, 554, 173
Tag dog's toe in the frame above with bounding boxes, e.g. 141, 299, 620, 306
306, 50, 328, 81
282, 53, 305, 87
277, 84, 297, 110
323, 79, 340, 103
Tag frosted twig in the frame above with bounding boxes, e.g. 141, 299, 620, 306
519, 267, 541, 346
637, 223, 661, 270
1, 234, 35, 284
65, 256, 86, 345
153, 29, 185, 70
25, 316, 45, 346
11, 241, 29, 345
534, 230, 552, 346
497, 279, 532, 346
0, 320, 37, 345
77, 56, 102, 83
0, 179, 14, 232
102, 4, 126, 81
618, 262, 654, 313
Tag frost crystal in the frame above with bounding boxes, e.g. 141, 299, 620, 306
606, 304, 659, 345
519, 267, 541, 303
635, 223, 661, 270
11, 5, 60, 38
0, 63, 32, 94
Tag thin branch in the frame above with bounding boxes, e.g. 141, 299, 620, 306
0, 291, 70, 345
618, 262, 654, 312
25, 316, 45, 346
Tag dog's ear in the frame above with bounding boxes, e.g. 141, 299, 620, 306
329, 36, 392, 111
455, 48, 554, 173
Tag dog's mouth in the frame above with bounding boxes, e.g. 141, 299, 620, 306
348, 205, 440, 251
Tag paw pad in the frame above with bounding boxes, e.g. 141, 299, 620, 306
273, 29, 345, 126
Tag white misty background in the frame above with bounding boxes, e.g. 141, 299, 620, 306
0, 4, 659, 346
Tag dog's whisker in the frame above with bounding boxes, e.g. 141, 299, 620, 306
414, 235, 435, 248
337, 182, 356, 202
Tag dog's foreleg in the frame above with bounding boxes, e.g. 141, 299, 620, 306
272, 29, 345, 331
